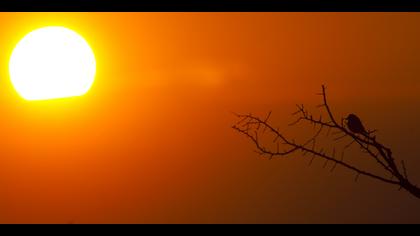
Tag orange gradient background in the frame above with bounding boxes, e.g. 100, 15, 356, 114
0, 13, 419, 223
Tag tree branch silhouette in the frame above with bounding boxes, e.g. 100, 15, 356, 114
233, 85, 420, 199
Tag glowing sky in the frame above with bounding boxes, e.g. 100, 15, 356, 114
0, 13, 419, 223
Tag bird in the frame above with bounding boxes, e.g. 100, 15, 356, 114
345, 114, 368, 136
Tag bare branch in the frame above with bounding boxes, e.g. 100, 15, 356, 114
233, 85, 420, 199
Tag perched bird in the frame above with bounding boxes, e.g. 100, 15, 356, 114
346, 114, 368, 136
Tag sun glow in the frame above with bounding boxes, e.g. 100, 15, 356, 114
9, 26, 96, 101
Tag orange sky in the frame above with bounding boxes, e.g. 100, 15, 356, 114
0, 13, 419, 223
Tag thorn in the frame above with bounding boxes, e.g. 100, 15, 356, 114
401, 160, 408, 179
253, 150, 263, 155
264, 111, 272, 122
292, 110, 300, 116
309, 156, 316, 166
323, 159, 329, 168
354, 173, 360, 182
334, 134, 347, 141
330, 162, 337, 172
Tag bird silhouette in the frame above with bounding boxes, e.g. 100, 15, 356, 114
346, 114, 368, 136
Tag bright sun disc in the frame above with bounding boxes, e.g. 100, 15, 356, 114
9, 26, 96, 101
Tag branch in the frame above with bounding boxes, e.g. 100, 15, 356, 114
232, 114, 399, 186
233, 85, 420, 199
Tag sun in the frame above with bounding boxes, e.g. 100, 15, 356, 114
9, 26, 96, 101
